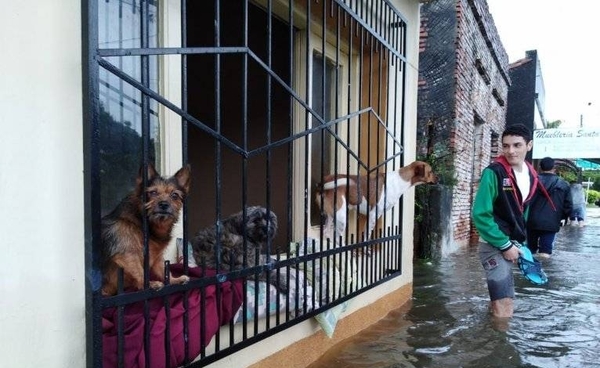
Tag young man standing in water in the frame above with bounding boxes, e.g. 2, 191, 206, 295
472, 124, 540, 318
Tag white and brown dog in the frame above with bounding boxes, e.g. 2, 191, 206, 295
315, 161, 437, 242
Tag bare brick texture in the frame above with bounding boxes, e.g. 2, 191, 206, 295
417, 0, 510, 250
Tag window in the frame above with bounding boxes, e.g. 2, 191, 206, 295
85, 1, 411, 366
98, 0, 161, 215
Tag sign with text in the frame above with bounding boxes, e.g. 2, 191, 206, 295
532, 128, 600, 159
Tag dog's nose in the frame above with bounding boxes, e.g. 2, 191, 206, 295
158, 201, 170, 211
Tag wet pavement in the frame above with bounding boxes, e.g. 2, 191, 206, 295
310, 207, 600, 368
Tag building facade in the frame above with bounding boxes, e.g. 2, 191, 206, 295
416, 0, 510, 252
507, 49, 547, 162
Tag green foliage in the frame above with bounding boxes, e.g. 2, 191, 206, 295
586, 189, 600, 205
580, 171, 600, 191
417, 141, 458, 187
546, 119, 563, 129
414, 185, 428, 223
594, 177, 600, 192
558, 170, 577, 183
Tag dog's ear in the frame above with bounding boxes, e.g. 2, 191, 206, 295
173, 164, 192, 194
135, 162, 160, 189
414, 162, 425, 178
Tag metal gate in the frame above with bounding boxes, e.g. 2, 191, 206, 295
83, 0, 410, 366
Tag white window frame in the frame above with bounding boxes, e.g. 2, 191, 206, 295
292, 29, 360, 239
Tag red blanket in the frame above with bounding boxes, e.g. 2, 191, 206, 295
102, 265, 244, 368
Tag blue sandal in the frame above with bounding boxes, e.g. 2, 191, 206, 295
517, 244, 548, 285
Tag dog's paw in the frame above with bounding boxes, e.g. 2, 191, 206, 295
172, 275, 190, 285
149, 281, 164, 290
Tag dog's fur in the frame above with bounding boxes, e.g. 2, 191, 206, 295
315, 161, 437, 241
100, 164, 191, 296
191, 206, 287, 293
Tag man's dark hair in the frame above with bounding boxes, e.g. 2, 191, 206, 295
502, 123, 532, 142
540, 157, 555, 171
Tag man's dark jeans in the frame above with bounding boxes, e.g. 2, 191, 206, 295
527, 229, 557, 255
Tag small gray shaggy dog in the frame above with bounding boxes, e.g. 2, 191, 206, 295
191, 206, 287, 293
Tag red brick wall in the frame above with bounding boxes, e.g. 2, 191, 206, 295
418, 0, 510, 247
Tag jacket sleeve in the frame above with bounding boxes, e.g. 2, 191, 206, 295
472, 168, 512, 250
563, 185, 573, 220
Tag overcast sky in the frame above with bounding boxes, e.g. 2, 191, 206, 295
486, 0, 600, 129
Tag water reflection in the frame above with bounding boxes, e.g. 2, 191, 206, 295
310, 208, 600, 368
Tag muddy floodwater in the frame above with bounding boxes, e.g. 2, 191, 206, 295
310, 207, 600, 368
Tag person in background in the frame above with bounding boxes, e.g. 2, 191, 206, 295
472, 124, 544, 319
526, 157, 572, 259
569, 181, 586, 227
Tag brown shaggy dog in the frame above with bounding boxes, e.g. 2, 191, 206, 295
191, 206, 287, 293
100, 164, 191, 296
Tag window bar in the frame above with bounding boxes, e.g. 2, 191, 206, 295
390, 226, 398, 277
343, 12, 353, 298
397, 224, 402, 274
356, 27, 368, 246
320, 0, 327, 306
360, 0, 365, 22
376, 39, 383, 242
180, 0, 189, 274
343, 237, 349, 296
302, 240, 308, 315
302, 0, 311, 247
227, 253, 236, 344
400, 25, 407, 160
397, 18, 403, 68
163, 261, 172, 367
312, 238, 317, 311
285, 0, 295, 324
390, 37, 400, 239
253, 230, 260, 336
265, 0, 274, 331
241, 0, 250, 341
390, 225, 396, 274
383, 3, 388, 45
398, 26, 408, 272
118, 0, 125, 133
140, 0, 153, 366
344, 14, 353, 249
199, 266, 207, 360
350, 233, 358, 292
382, 47, 393, 278
295, 242, 301, 317
365, 32, 374, 254
179, 0, 193, 363
332, 1, 342, 301
369, 0, 374, 31
213, 0, 223, 353
275, 251, 282, 326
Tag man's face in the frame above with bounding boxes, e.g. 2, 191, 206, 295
501, 135, 533, 166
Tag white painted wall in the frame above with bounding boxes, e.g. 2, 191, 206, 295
0, 1, 85, 367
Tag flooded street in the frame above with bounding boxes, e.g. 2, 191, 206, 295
310, 207, 600, 368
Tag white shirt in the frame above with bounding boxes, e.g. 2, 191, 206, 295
513, 163, 530, 203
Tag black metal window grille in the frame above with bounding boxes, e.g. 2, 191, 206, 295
83, 0, 410, 367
